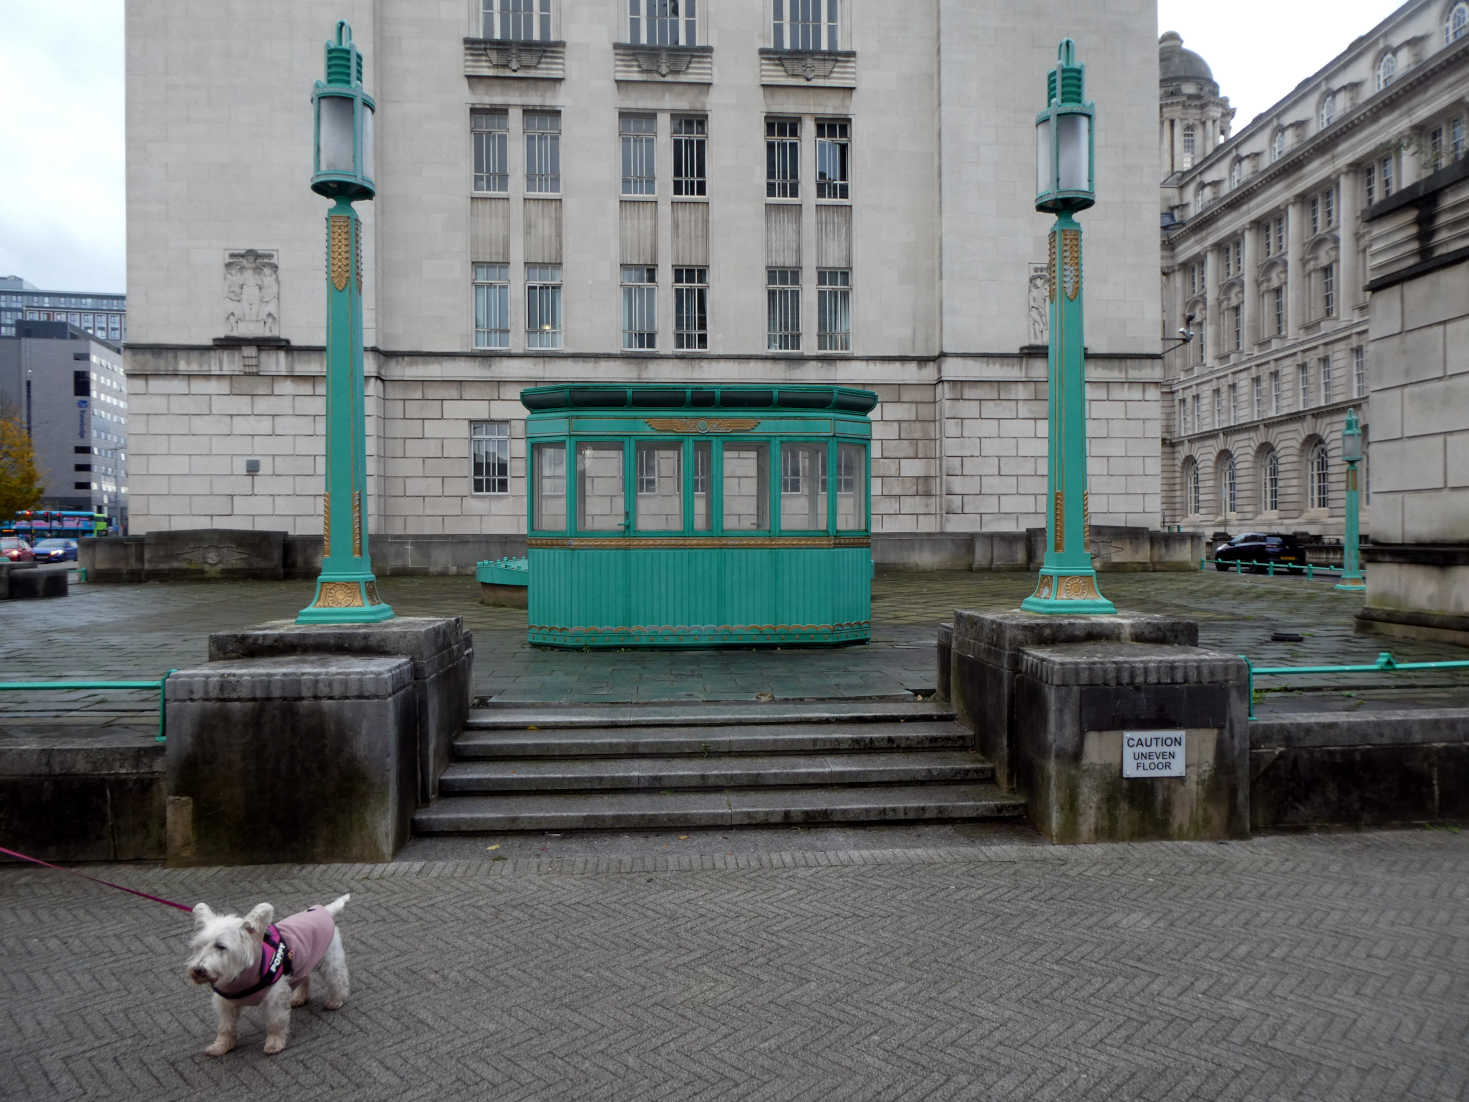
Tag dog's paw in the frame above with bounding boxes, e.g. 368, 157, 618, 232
323, 997, 345, 1011
263, 1036, 287, 1056
290, 987, 309, 1008
205, 1037, 235, 1057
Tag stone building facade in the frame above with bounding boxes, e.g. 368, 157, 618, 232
122, 0, 1161, 550
1159, 0, 1469, 540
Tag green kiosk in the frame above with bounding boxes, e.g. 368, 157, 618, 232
488, 383, 877, 647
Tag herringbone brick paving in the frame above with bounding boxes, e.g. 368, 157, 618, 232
3, 830, 1466, 1101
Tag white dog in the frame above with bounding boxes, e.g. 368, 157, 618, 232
185, 893, 351, 1056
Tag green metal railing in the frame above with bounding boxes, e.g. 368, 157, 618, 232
1244, 651, 1469, 719
1201, 556, 1361, 579
0, 671, 177, 741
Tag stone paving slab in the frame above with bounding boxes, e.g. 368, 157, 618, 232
0, 570, 1466, 717
1, 829, 1466, 1100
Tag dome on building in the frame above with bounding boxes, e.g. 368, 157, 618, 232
1159, 31, 1216, 86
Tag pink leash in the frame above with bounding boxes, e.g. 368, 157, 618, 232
0, 844, 194, 913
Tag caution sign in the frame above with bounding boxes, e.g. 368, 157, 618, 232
1122, 730, 1185, 778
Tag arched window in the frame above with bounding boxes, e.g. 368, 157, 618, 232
1219, 456, 1238, 514
1184, 459, 1201, 515
1309, 443, 1330, 509
1377, 52, 1396, 91
1261, 450, 1279, 512
1320, 93, 1336, 129
1182, 123, 1196, 168
1448, 3, 1468, 43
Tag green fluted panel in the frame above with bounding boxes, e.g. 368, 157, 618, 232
527, 547, 870, 647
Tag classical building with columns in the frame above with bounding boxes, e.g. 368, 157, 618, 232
1159, 0, 1469, 539
122, 0, 1163, 560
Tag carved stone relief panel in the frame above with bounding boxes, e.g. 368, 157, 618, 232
223, 249, 280, 337
1027, 263, 1049, 345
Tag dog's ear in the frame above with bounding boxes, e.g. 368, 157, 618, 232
192, 903, 215, 927
242, 903, 274, 937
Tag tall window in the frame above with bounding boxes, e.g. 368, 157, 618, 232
674, 267, 708, 350
628, 0, 697, 46
1231, 305, 1242, 352
1220, 457, 1238, 514
1262, 450, 1279, 512
620, 114, 656, 196
1449, 2, 1469, 43
766, 118, 799, 198
1322, 262, 1336, 318
1229, 161, 1242, 189
621, 266, 657, 350
1271, 130, 1285, 162
1271, 371, 1281, 414
1376, 52, 1396, 91
1453, 117, 1466, 161
1177, 397, 1187, 435
526, 265, 562, 349
472, 109, 508, 192
1429, 127, 1444, 173
1320, 93, 1336, 129
1185, 459, 1201, 514
1381, 154, 1394, 197
1192, 393, 1201, 432
1253, 377, 1263, 420
482, 0, 551, 41
472, 263, 510, 349
1228, 382, 1239, 425
1272, 286, 1285, 336
817, 269, 851, 351
767, 267, 800, 350
1363, 163, 1376, 205
1320, 356, 1333, 404
470, 421, 510, 494
673, 116, 707, 196
1309, 444, 1330, 509
1353, 346, 1367, 397
524, 111, 561, 193
815, 120, 850, 199
1310, 187, 1336, 234
1182, 124, 1196, 168
1299, 364, 1310, 408
773, 0, 840, 51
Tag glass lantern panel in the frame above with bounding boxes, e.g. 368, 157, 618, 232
318, 95, 355, 174
1035, 117, 1052, 196
721, 443, 770, 532
1057, 113, 1090, 193
576, 443, 625, 532
1342, 431, 1362, 463
634, 442, 683, 532
360, 103, 374, 182
532, 442, 567, 532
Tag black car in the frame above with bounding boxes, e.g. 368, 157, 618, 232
1214, 532, 1306, 572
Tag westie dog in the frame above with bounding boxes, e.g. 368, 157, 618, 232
185, 893, 351, 1056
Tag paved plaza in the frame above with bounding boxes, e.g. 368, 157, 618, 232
2, 829, 1467, 1100
3, 567, 1469, 721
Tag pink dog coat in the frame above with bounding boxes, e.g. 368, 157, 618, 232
212, 905, 337, 1005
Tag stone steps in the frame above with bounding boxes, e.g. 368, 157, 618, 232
413, 701, 1025, 834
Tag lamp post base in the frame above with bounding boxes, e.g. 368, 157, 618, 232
298, 574, 396, 624
1334, 577, 1366, 592
1020, 569, 1117, 616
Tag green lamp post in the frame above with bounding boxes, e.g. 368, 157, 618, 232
1021, 39, 1115, 615
298, 21, 394, 623
1334, 407, 1366, 592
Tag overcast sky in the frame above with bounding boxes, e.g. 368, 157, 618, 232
0, 1, 1412, 297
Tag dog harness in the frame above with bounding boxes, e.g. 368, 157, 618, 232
212, 906, 336, 1005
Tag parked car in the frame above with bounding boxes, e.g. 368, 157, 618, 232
1213, 532, 1306, 572
31, 538, 78, 563
1, 536, 34, 562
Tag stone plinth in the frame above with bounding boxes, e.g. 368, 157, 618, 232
1014, 642, 1250, 843
207, 617, 473, 802
949, 610, 1196, 791
165, 655, 416, 864
145, 528, 287, 580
